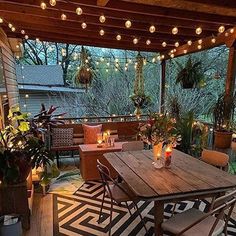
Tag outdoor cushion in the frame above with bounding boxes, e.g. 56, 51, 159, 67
52, 128, 74, 147
162, 208, 225, 236
82, 124, 102, 144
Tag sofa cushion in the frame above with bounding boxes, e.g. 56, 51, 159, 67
82, 124, 102, 144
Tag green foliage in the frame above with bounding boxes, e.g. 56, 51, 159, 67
176, 57, 205, 88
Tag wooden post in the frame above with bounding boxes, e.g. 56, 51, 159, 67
225, 42, 236, 96
159, 60, 166, 113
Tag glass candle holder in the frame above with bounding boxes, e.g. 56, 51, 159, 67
97, 133, 103, 147
164, 145, 172, 168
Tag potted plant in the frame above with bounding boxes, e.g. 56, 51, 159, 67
138, 113, 181, 158
176, 57, 204, 89
212, 93, 236, 149
0, 106, 54, 185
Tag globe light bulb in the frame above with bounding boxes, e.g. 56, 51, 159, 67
61, 13, 67, 20
21, 30, 25, 34
198, 39, 202, 44
195, 27, 202, 35
40, 2, 47, 10
218, 25, 225, 33
175, 42, 179, 47
162, 41, 167, 47
187, 40, 192, 46
184, 49, 187, 54
99, 29, 105, 36
149, 25, 156, 33
8, 23, 13, 28
172, 27, 178, 35
230, 28, 234, 33
0, 18, 3, 23
11, 27, 16, 32
133, 38, 138, 44
99, 15, 106, 23
25, 35, 29, 40
116, 34, 121, 41
125, 20, 132, 28
49, 0, 56, 6
81, 22, 87, 29
146, 39, 151, 45
76, 7, 83, 15
197, 45, 202, 50
211, 38, 216, 43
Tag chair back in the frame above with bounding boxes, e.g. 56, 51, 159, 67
122, 141, 144, 152
201, 149, 229, 170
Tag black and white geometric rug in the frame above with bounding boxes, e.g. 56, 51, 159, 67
53, 181, 236, 236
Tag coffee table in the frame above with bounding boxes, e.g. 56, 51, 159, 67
78, 142, 126, 181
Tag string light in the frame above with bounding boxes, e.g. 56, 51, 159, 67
161, 55, 165, 60
197, 45, 202, 50
211, 37, 216, 43
175, 42, 179, 47
218, 25, 225, 33
170, 54, 174, 58
230, 28, 234, 33
116, 34, 121, 41
152, 57, 156, 63
40, 2, 47, 10
225, 32, 229, 37
198, 39, 202, 44
146, 39, 151, 45
162, 42, 167, 47
0, 18, 3, 23
76, 7, 83, 15
128, 59, 132, 63
81, 22, 87, 29
11, 27, 16, 32
195, 27, 202, 35
125, 20, 132, 28
133, 38, 138, 44
8, 23, 12, 28
61, 13, 67, 20
187, 40, 192, 45
99, 29, 105, 36
149, 25, 156, 33
21, 30, 25, 34
172, 27, 178, 35
99, 15, 106, 23
49, 0, 56, 6
106, 69, 108, 72
25, 35, 29, 40
115, 58, 119, 63
184, 49, 187, 54
25, 94, 29, 98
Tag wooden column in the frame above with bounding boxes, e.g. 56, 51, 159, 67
225, 42, 236, 96
159, 60, 166, 113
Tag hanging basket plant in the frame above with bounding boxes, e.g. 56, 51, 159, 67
75, 46, 93, 90
176, 57, 205, 89
130, 53, 151, 116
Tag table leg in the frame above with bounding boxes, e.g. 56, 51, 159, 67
154, 200, 164, 236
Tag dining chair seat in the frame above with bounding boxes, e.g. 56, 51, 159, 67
162, 208, 225, 236
105, 182, 136, 203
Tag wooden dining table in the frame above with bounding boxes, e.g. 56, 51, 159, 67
104, 149, 236, 236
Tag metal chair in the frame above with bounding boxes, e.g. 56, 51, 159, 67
162, 190, 236, 236
97, 159, 147, 236
201, 149, 229, 172
121, 141, 144, 151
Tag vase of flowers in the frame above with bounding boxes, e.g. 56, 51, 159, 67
138, 113, 181, 167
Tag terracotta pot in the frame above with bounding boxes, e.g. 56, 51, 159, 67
214, 130, 233, 149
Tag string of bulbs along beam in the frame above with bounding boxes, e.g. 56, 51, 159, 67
38, 0, 233, 52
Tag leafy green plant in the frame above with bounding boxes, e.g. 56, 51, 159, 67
0, 106, 54, 184
176, 57, 205, 89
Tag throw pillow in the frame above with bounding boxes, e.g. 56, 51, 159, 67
82, 124, 102, 144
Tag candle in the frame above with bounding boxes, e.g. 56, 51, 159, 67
165, 145, 172, 168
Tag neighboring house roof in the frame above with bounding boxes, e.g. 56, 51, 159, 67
16, 65, 83, 92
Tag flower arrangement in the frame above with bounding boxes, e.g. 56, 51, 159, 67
138, 113, 181, 146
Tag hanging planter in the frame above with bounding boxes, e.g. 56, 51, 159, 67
75, 46, 93, 91
130, 53, 151, 116
176, 57, 204, 89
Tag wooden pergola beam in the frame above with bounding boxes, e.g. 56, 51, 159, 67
123, 0, 236, 17
97, 0, 109, 6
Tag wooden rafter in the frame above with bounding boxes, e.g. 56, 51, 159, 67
122, 0, 236, 17
97, 0, 109, 6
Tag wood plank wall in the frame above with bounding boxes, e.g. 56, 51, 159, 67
0, 28, 19, 108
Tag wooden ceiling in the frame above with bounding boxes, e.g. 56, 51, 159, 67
1, 0, 236, 54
